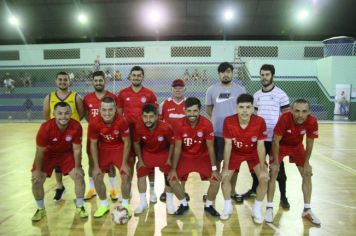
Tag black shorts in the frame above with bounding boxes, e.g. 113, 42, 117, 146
214, 136, 225, 162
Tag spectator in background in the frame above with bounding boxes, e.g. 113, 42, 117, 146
24, 96, 34, 120
182, 69, 190, 83
337, 91, 349, 116
93, 56, 101, 72
4, 72, 15, 94
114, 70, 122, 81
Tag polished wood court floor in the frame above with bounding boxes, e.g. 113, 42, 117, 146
0, 122, 355, 236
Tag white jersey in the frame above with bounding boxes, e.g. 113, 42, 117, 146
253, 86, 289, 141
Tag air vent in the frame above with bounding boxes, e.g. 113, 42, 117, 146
171, 46, 211, 57
238, 46, 278, 57
43, 49, 80, 59
0, 51, 20, 60
106, 47, 144, 58
304, 47, 324, 58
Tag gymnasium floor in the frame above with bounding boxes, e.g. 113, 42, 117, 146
0, 122, 355, 236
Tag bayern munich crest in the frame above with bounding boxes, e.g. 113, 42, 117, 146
158, 136, 164, 141
65, 135, 72, 142
197, 131, 203, 137
140, 96, 147, 103
251, 136, 257, 142
114, 130, 120, 135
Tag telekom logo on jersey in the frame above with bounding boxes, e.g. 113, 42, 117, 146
184, 138, 193, 146
91, 109, 99, 117
232, 138, 243, 148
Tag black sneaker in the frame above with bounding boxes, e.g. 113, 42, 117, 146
280, 197, 290, 210
53, 186, 65, 202
242, 189, 256, 199
174, 204, 189, 216
160, 192, 166, 202
185, 192, 190, 202
204, 205, 220, 217
231, 193, 244, 203
202, 194, 207, 202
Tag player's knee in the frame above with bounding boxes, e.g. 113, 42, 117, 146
258, 175, 268, 186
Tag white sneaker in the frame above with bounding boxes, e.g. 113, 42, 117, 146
302, 209, 321, 225
265, 207, 273, 223
134, 202, 148, 214
252, 205, 263, 224
220, 208, 233, 220
166, 204, 175, 215
150, 191, 157, 203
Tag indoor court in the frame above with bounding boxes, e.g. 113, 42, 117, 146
0, 1, 356, 236
0, 122, 355, 235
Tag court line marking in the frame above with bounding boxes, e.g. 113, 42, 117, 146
0, 170, 17, 178
315, 152, 356, 176
318, 199, 356, 211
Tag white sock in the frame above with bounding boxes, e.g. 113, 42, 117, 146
122, 198, 129, 206
76, 197, 84, 207
304, 203, 311, 209
224, 199, 232, 210
89, 177, 95, 189
205, 200, 213, 207
267, 202, 274, 208
101, 199, 109, 207
254, 200, 262, 211
36, 199, 44, 209
149, 182, 155, 192
166, 192, 174, 205
109, 177, 117, 189
139, 193, 147, 205
180, 198, 188, 206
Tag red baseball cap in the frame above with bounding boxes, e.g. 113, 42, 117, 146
171, 79, 185, 87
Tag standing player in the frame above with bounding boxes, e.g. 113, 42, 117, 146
43, 71, 85, 202
205, 62, 246, 202
266, 99, 321, 225
159, 78, 190, 202
242, 64, 291, 209
83, 71, 119, 201
220, 94, 269, 223
90, 97, 131, 218
117, 66, 158, 203
31, 102, 87, 222
168, 97, 221, 217
133, 104, 184, 215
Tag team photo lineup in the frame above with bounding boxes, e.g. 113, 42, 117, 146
30, 62, 321, 226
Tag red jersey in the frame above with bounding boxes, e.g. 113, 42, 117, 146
160, 97, 186, 126
274, 112, 318, 147
36, 119, 82, 154
117, 86, 157, 125
134, 120, 174, 154
89, 115, 130, 149
83, 91, 116, 122
174, 116, 214, 158
223, 114, 267, 156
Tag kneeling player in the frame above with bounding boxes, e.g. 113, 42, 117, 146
31, 102, 87, 222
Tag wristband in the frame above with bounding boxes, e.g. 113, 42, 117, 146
212, 166, 217, 171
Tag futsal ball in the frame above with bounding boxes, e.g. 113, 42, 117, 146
8, 115, 12, 119
111, 205, 129, 225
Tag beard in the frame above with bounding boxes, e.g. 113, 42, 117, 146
261, 78, 273, 88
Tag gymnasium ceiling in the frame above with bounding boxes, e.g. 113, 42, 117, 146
0, 0, 355, 45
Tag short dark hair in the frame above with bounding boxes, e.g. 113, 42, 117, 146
218, 62, 234, 73
54, 101, 71, 110
292, 98, 310, 109
260, 64, 275, 76
92, 70, 106, 79
56, 71, 69, 78
130, 66, 144, 76
237, 93, 254, 104
142, 103, 158, 115
185, 97, 201, 110
101, 96, 116, 104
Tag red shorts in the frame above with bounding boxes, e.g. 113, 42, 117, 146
229, 153, 260, 172
277, 144, 306, 167
176, 155, 213, 181
98, 147, 131, 175
31, 152, 75, 177
137, 151, 171, 177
